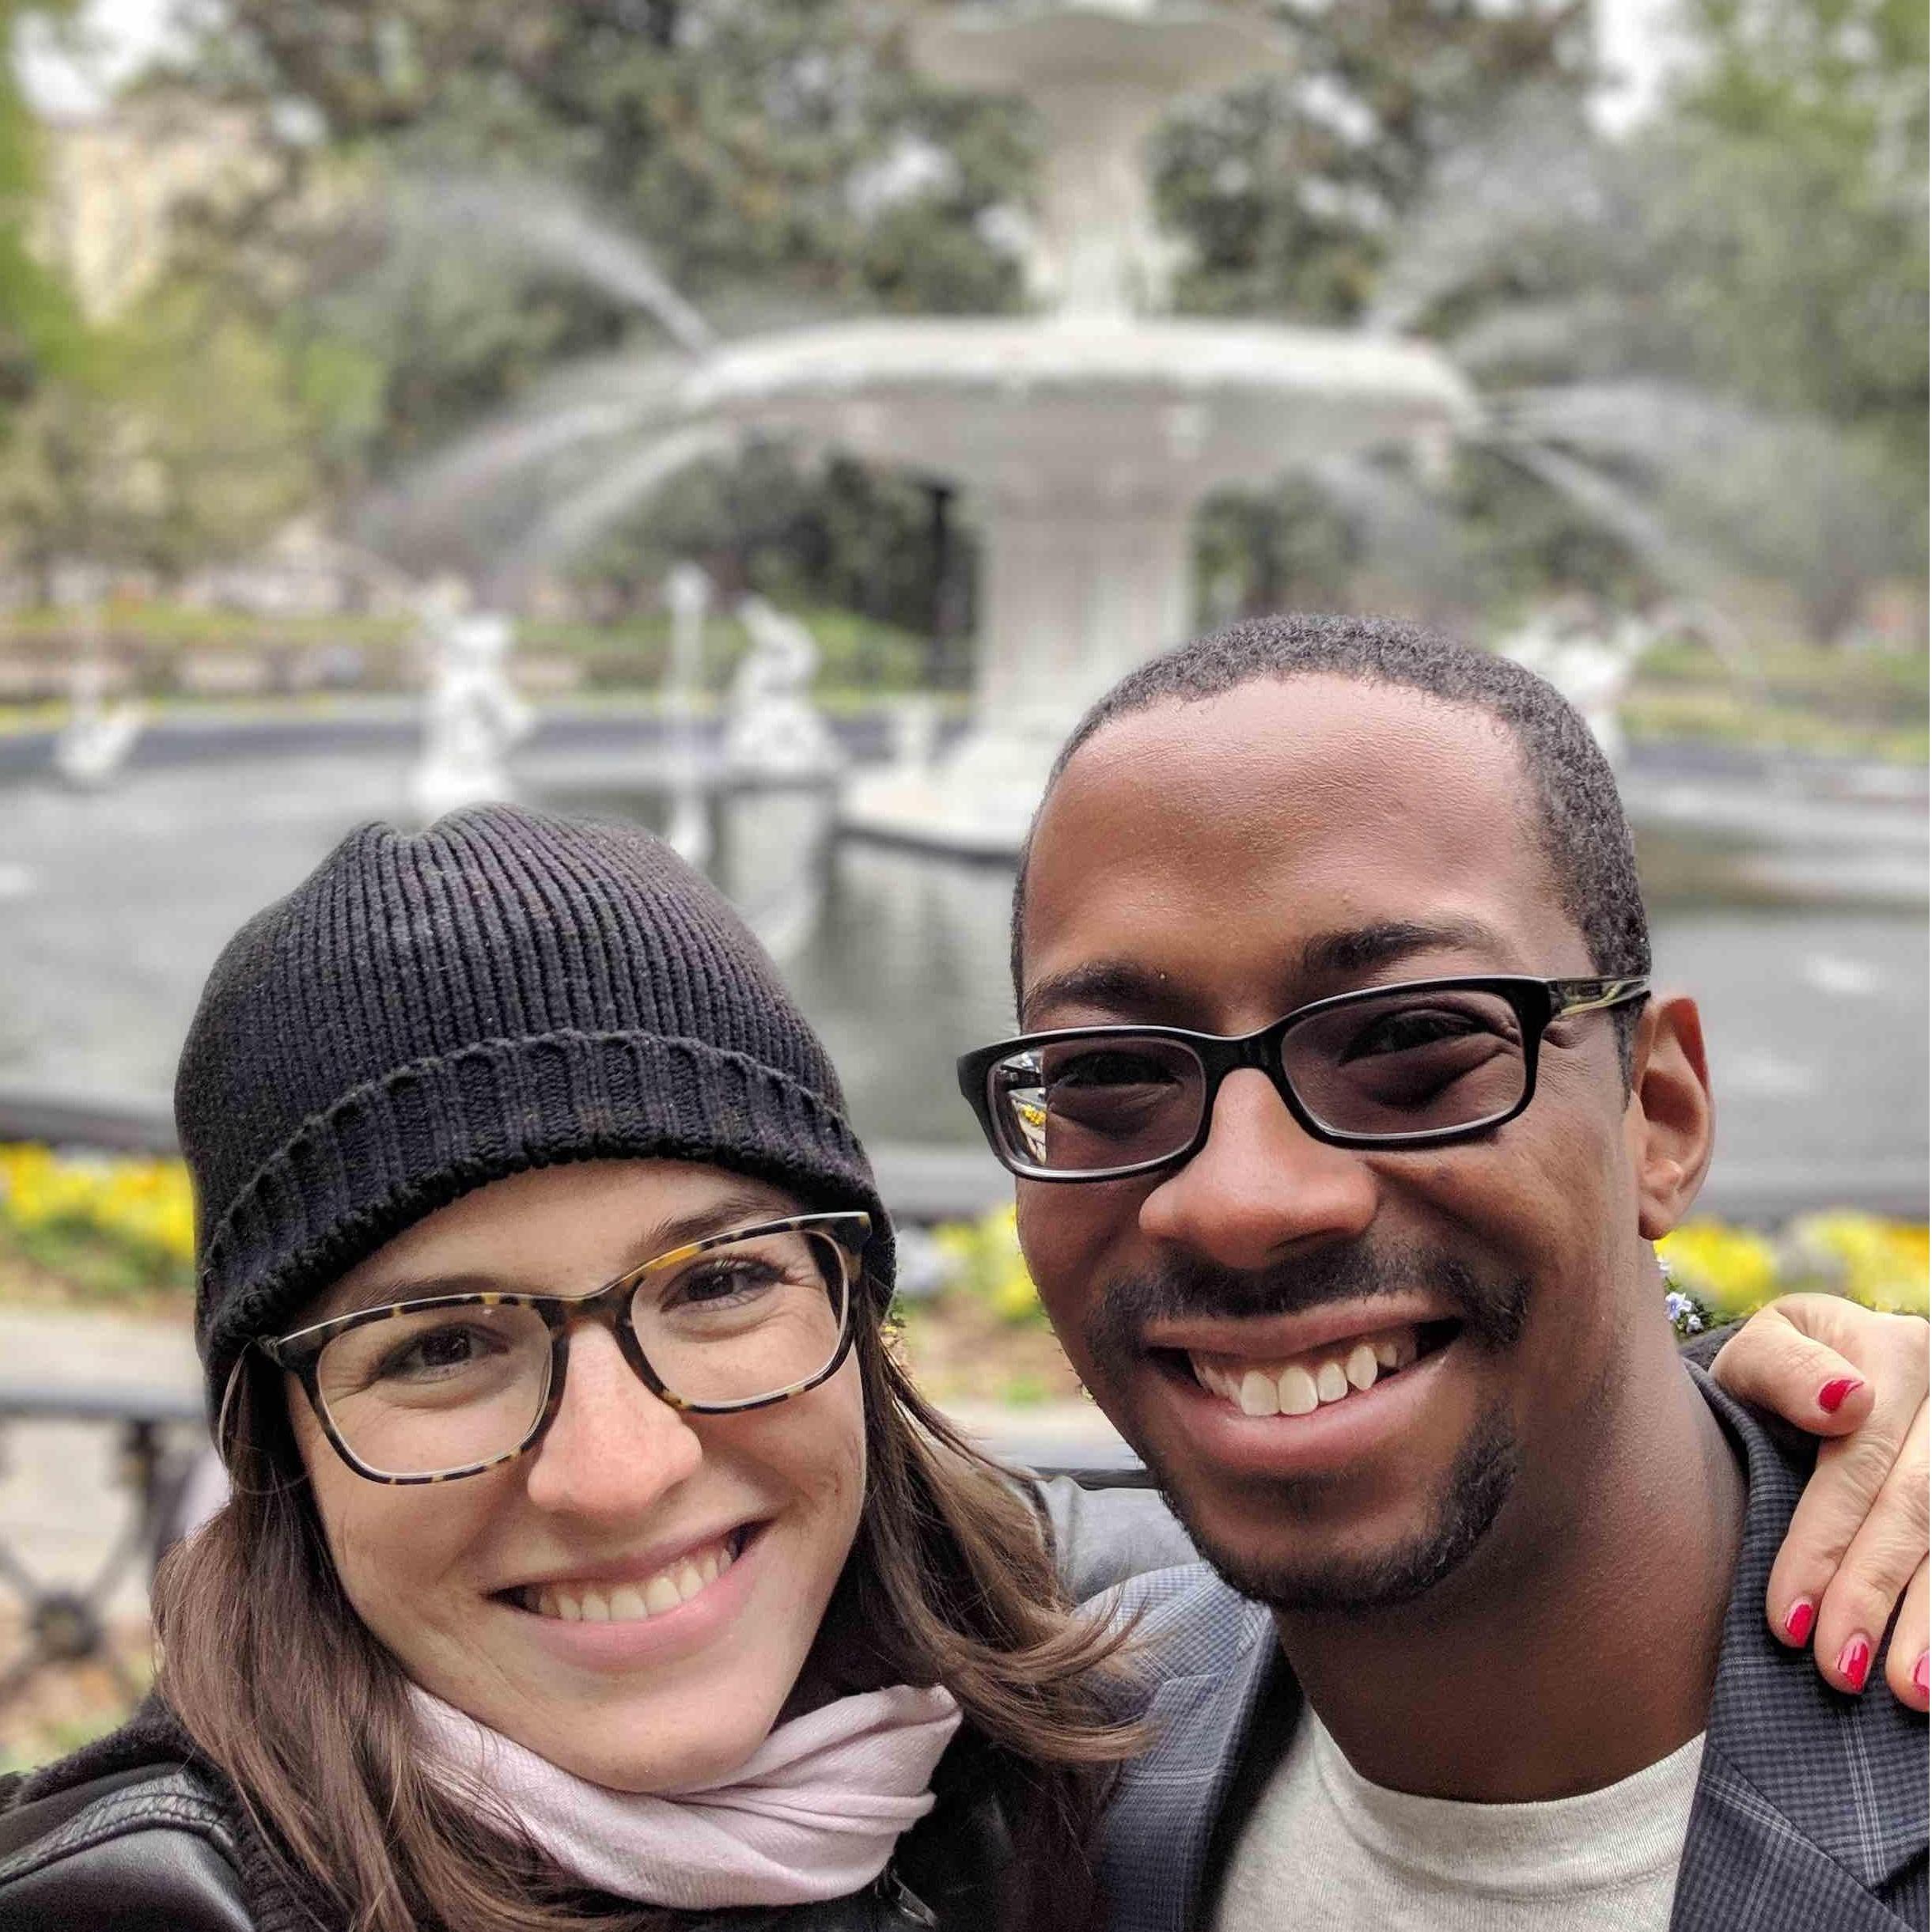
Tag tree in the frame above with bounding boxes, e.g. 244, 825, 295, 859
1168, 0, 1926, 638
0, 277, 326, 593
1644, 0, 1926, 478
1154, 0, 1597, 324
0, 2, 87, 418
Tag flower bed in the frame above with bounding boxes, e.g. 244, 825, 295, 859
0, 1145, 195, 1309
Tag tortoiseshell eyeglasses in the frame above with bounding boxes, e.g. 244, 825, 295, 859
257, 1211, 869, 1485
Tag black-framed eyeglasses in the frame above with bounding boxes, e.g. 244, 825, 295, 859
958, 975, 1650, 1183
257, 1211, 871, 1485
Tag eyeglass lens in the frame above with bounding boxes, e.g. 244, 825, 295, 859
990, 985, 1532, 1172
311, 1226, 850, 1478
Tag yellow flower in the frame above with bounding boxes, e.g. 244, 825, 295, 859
0, 1143, 196, 1272
1655, 1221, 1780, 1318
1784, 1213, 1929, 1316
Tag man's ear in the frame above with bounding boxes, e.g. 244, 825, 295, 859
1626, 994, 1715, 1241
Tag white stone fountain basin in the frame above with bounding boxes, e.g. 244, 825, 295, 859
680, 317, 1475, 495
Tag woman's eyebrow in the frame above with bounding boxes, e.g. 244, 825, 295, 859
316, 1272, 504, 1321
639, 1190, 801, 1259
319, 1188, 797, 1319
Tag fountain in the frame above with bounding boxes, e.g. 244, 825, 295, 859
722, 598, 846, 785
52, 658, 145, 792
351, 0, 1900, 871
407, 577, 534, 822
677, 1, 1473, 854
1495, 599, 1658, 768
661, 561, 714, 868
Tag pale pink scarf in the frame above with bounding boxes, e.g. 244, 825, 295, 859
411, 1683, 962, 1909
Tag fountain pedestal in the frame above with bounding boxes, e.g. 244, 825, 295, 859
844, 484, 1193, 852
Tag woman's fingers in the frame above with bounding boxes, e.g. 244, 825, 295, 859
1707, 1294, 1877, 1436
1712, 1298, 1929, 1702
1881, 1561, 1929, 1710
1807, 1396, 1929, 1698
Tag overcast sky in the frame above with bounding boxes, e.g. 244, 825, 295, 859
17, 0, 1690, 131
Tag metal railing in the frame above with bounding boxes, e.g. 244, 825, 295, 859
0, 1385, 206, 1710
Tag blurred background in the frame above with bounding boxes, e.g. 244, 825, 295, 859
0, 0, 1923, 1759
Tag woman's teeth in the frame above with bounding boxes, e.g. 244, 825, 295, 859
525, 1537, 737, 1623
1192, 1328, 1420, 1417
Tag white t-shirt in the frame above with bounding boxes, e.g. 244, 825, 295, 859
1214, 1705, 1706, 1932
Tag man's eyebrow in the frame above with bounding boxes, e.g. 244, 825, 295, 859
1019, 919, 1513, 1029
1298, 918, 1509, 978
1020, 960, 1193, 1027
320, 1188, 795, 1318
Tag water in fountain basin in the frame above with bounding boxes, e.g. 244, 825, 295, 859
0, 750, 1919, 1218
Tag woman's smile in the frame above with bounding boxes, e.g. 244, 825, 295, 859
506, 1521, 755, 1622
498, 1521, 772, 1673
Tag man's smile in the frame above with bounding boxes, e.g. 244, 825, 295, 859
1125, 1313, 1473, 1484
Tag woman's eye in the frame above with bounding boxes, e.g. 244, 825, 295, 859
667, 1261, 783, 1310
373, 1323, 498, 1381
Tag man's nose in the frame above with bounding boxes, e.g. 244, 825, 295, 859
1138, 1066, 1378, 1271
521, 1324, 703, 1519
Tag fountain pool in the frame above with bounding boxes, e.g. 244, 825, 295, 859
1, 733, 1921, 1220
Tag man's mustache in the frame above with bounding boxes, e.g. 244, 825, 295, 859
1083, 1241, 1530, 1369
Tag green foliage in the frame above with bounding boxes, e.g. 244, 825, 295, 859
1180, 0, 1926, 638
0, 277, 324, 588
0, 2, 88, 410
173, 1, 1028, 462
14, 0, 1916, 646
1154, 0, 1596, 324
1648, 0, 1926, 480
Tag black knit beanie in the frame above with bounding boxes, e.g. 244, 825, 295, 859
176, 803, 889, 1408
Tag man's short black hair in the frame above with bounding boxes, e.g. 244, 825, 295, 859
1011, 612, 1650, 1063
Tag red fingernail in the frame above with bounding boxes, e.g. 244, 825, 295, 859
1782, 1598, 1816, 1645
1913, 1654, 1929, 1699
1837, 1637, 1871, 1691
1818, 1377, 1863, 1413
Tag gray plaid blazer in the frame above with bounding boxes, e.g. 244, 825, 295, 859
1091, 1369, 1929, 1931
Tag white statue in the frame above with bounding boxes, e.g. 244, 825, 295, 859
1496, 600, 1654, 768
410, 576, 533, 821
722, 598, 845, 782
661, 562, 714, 868
54, 657, 145, 790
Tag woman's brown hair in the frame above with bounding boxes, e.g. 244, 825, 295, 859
153, 1267, 1142, 1932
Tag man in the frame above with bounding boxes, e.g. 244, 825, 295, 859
964, 615, 1927, 1929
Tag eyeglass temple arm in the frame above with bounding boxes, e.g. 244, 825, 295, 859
1551, 975, 1651, 1018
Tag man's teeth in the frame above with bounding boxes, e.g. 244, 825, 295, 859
527, 1538, 737, 1623
1192, 1327, 1421, 1416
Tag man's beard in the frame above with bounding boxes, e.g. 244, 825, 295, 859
1083, 1239, 1529, 1614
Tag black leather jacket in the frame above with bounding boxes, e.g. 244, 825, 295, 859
0, 1727, 1011, 1932
0, 1481, 1193, 1932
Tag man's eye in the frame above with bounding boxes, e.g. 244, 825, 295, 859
1340, 1006, 1494, 1062
1049, 1050, 1179, 1089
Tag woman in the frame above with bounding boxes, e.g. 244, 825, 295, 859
0, 805, 1919, 1931
0, 805, 1146, 1931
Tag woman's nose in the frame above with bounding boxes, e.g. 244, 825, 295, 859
521, 1324, 703, 1519
1138, 1066, 1379, 1272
